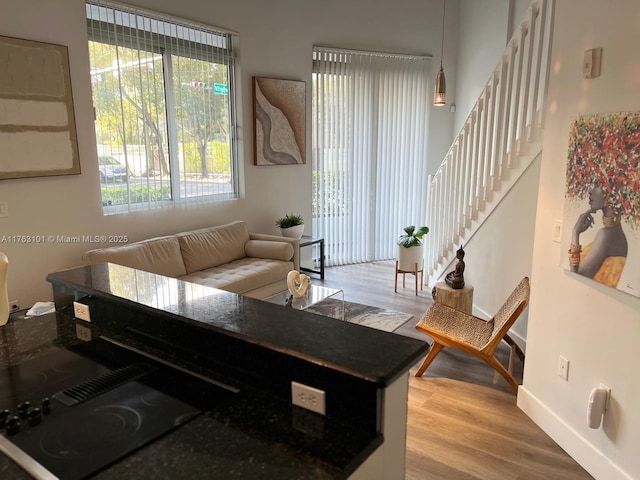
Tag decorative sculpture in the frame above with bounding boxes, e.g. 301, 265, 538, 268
287, 270, 311, 298
445, 245, 466, 289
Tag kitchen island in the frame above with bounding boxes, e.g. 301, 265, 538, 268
0, 263, 429, 479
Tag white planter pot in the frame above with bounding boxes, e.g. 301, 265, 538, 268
280, 224, 304, 239
397, 245, 424, 272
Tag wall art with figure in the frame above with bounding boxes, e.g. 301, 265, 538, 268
561, 112, 640, 298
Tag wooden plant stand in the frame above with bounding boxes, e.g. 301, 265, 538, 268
394, 260, 424, 296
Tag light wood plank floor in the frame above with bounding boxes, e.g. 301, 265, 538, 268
318, 261, 593, 480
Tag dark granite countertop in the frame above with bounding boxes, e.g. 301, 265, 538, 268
47, 264, 429, 388
2, 264, 429, 479
0, 313, 381, 479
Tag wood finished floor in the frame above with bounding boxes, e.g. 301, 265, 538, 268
318, 261, 593, 480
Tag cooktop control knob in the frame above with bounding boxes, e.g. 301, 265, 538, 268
42, 397, 51, 415
17, 401, 31, 419
27, 408, 42, 426
5, 416, 20, 436
0, 409, 10, 427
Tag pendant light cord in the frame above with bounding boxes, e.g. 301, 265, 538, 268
440, 0, 446, 69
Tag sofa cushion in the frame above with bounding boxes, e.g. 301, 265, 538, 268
82, 236, 187, 277
245, 240, 293, 262
177, 221, 250, 274
178, 257, 293, 294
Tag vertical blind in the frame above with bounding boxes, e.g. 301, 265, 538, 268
86, 0, 238, 214
312, 46, 431, 266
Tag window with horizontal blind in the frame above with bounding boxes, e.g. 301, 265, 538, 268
86, 0, 238, 214
312, 46, 431, 265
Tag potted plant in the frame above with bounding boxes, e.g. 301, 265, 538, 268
276, 213, 304, 239
397, 225, 429, 271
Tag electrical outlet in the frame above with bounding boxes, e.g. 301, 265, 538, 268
291, 381, 326, 415
9, 300, 20, 313
73, 301, 91, 322
75, 323, 93, 342
558, 355, 570, 380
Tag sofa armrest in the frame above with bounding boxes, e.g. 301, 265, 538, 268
249, 233, 300, 271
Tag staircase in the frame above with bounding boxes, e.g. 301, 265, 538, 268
425, 0, 555, 286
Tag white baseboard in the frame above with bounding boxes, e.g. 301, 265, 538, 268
517, 386, 633, 480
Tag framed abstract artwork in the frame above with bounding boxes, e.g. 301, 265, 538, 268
253, 77, 305, 166
0, 35, 80, 180
561, 111, 640, 297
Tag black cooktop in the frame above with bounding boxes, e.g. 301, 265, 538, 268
0, 341, 203, 480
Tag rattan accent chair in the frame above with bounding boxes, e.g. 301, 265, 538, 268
414, 277, 530, 392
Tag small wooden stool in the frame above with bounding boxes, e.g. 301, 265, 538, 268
432, 281, 473, 314
395, 260, 424, 296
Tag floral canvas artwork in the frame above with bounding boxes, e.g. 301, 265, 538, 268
561, 112, 640, 298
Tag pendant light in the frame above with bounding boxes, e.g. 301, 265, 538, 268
434, 0, 447, 106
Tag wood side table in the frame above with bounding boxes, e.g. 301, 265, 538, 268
432, 281, 474, 314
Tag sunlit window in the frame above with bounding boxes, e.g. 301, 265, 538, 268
86, 1, 238, 214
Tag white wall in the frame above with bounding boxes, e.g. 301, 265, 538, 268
0, 0, 454, 308
518, 1, 640, 479
462, 156, 540, 345
507, 0, 534, 40
453, 0, 509, 136
452, 0, 532, 137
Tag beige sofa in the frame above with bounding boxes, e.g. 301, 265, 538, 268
82, 221, 299, 299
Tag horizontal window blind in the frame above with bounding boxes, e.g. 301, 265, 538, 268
312, 46, 430, 265
87, 1, 238, 214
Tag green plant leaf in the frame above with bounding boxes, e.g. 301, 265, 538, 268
275, 213, 304, 228
397, 224, 429, 247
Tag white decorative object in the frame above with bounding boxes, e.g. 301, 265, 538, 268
280, 224, 304, 239
397, 244, 424, 272
287, 270, 311, 298
0, 251, 9, 326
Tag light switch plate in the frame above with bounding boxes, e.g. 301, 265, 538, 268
552, 219, 562, 243
558, 355, 570, 381
583, 48, 602, 79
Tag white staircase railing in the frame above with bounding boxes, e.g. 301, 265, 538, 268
425, 0, 554, 286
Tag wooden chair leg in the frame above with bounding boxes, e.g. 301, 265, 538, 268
414, 342, 444, 377
508, 344, 516, 375
484, 355, 519, 392
503, 334, 525, 362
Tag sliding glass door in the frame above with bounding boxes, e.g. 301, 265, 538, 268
312, 47, 430, 266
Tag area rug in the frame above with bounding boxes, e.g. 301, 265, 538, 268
306, 298, 413, 333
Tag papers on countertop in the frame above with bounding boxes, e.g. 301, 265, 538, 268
26, 301, 56, 316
